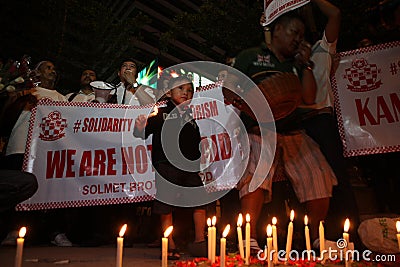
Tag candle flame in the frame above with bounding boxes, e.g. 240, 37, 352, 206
19, 227, 26, 238
222, 224, 230, 238
272, 217, 277, 225
304, 215, 308, 226
212, 216, 217, 226
237, 213, 243, 227
207, 218, 211, 227
344, 218, 350, 233
290, 210, 294, 221
119, 224, 127, 237
396, 221, 400, 233
246, 213, 250, 223
164, 226, 173, 238
266, 224, 272, 237
150, 106, 158, 117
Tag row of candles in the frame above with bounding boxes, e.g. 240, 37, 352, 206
11, 217, 400, 267
205, 211, 400, 267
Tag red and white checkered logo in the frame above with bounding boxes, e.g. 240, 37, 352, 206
39, 111, 67, 141
344, 58, 382, 92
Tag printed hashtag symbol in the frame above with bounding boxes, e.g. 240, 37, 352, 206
73, 120, 81, 133
389, 62, 397, 75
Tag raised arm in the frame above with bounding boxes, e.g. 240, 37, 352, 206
296, 41, 317, 105
133, 114, 147, 139
301, 67, 317, 104
312, 0, 341, 43
133, 85, 156, 105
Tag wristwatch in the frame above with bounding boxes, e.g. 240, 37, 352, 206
302, 60, 315, 71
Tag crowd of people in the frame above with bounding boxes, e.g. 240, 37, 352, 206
0, 0, 399, 261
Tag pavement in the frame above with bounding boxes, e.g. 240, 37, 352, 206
0, 244, 191, 267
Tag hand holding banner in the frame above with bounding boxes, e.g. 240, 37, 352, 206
263, 0, 310, 26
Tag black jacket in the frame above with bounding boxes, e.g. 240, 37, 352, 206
134, 100, 201, 168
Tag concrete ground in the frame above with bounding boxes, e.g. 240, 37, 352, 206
0, 244, 191, 267
2, 244, 399, 267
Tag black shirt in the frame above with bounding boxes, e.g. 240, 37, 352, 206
135, 99, 201, 169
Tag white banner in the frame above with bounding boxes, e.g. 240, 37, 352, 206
263, 0, 310, 26
19, 84, 249, 210
332, 41, 400, 157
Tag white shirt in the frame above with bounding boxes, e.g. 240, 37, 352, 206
31, 86, 67, 102
65, 90, 95, 102
6, 87, 67, 155
115, 83, 156, 105
299, 32, 337, 110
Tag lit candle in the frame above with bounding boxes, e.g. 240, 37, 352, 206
266, 224, 273, 267
245, 213, 250, 265
272, 217, 278, 264
304, 215, 311, 260
14, 227, 26, 267
396, 221, 400, 252
220, 224, 230, 267
211, 216, 217, 264
343, 218, 350, 267
149, 106, 158, 117
207, 218, 212, 261
285, 210, 294, 262
319, 221, 325, 259
162, 226, 173, 267
116, 224, 127, 267
237, 213, 245, 259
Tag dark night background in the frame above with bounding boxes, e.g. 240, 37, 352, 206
0, 0, 399, 94
0, 0, 399, 249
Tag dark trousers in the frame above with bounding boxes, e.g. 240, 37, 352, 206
0, 169, 37, 241
301, 113, 360, 242
0, 169, 38, 213
0, 154, 72, 243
